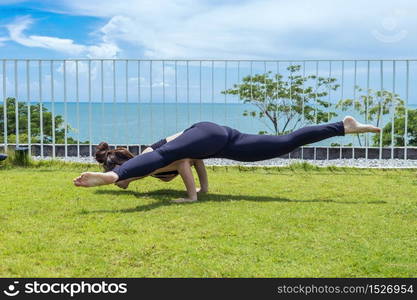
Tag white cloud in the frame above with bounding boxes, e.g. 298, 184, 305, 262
5, 0, 417, 59
34, 0, 417, 59
6, 16, 120, 58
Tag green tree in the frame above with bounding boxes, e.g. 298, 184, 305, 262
0, 97, 86, 144
373, 107, 417, 147
221, 65, 339, 135
336, 87, 404, 146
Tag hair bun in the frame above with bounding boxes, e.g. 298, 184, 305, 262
96, 142, 109, 151
95, 142, 110, 163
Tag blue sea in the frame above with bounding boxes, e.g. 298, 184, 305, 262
40, 102, 416, 146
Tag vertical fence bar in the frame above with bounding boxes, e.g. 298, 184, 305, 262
301, 61, 305, 123
2, 60, 7, 150
211, 61, 214, 122
63, 60, 67, 158
100, 60, 104, 154
250, 61, 253, 128
125, 59, 128, 147
365, 60, 370, 160
162, 60, 166, 135
264, 61, 269, 150
391, 60, 395, 159
327, 61, 331, 160
88, 60, 92, 157
26, 60, 31, 156
264, 60, 267, 120
224, 61, 227, 124
175, 61, 178, 131
314, 61, 319, 161
186, 60, 190, 125
150, 60, 153, 142
289, 60, 293, 121
14, 60, 19, 147
50, 60, 55, 158
340, 60, 344, 159
289, 61, 293, 160
199, 60, 202, 122
379, 60, 383, 160
76, 60, 80, 158
276, 61, 280, 144
39, 60, 44, 158
352, 60, 357, 159
404, 60, 409, 160
237, 60, 240, 128
301, 61, 305, 160
137, 60, 141, 153
112, 59, 116, 147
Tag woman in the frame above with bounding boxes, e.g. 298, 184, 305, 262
73, 116, 380, 203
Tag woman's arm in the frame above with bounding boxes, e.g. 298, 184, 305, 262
193, 159, 208, 193
174, 159, 198, 202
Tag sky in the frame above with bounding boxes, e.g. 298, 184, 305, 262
0, 0, 416, 59
1, 0, 417, 108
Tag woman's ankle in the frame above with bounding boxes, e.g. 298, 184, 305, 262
104, 171, 119, 184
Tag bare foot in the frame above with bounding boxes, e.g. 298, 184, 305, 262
343, 116, 381, 134
73, 171, 119, 187
171, 198, 198, 203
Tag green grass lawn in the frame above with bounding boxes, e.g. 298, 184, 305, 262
1, 163, 416, 277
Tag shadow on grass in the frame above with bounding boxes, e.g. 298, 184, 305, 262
86, 188, 386, 214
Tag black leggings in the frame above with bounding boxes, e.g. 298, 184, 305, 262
113, 121, 345, 181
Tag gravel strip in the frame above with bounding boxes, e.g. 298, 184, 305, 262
32, 156, 417, 168
205, 158, 417, 168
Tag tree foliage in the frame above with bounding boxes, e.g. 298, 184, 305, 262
0, 97, 85, 144
221, 65, 339, 135
372, 107, 417, 147
336, 87, 412, 147
336, 87, 404, 128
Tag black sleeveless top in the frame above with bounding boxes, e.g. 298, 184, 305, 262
149, 139, 179, 178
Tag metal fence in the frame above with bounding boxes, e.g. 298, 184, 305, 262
1, 59, 416, 160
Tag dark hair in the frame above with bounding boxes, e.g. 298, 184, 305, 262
95, 142, 134, 172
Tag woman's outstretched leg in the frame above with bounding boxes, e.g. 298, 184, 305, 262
272, 116, 379, 149
218, 116, 380, 162
276, 115, 381, 147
